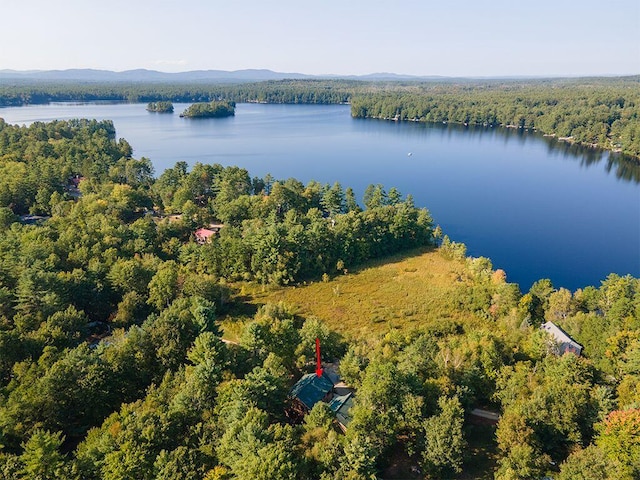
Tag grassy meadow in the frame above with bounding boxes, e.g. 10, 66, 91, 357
222, 246, 499, 342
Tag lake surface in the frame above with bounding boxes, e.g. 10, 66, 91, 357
1, 102, 638, 291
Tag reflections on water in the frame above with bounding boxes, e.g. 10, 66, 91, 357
539, 135, 639, 183
395, 119, 640, 184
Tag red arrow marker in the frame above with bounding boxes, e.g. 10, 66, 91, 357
315, 337, 323, 377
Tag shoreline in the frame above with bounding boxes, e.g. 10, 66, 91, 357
354, 114, 639, 161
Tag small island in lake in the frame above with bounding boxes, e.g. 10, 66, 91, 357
180, 100, 235, 118
146, 101, 174, 113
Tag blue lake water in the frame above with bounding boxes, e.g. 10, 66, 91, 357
1, 102, 638, 291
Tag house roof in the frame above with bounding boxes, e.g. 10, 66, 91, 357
328, 392, 355, 428
19, 215, 50, 225
195, 228, 215, 238
290, 372, 334, 410
541, 321, 583, 354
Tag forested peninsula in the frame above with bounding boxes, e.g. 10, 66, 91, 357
0, 117, 638, 479
349, 82, 640, 158
1, 76, 638, 157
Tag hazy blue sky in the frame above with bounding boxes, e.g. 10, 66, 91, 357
3, 0, 638, 76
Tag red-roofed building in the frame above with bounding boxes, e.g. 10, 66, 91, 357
195, 228, 216, 244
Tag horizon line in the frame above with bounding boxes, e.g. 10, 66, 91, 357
1, 67, 638, 80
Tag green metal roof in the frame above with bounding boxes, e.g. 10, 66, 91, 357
328, 392, 355, 428
290, 372, 334, 410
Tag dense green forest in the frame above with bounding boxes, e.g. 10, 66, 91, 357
0, 79, 357, 106
0, 118, 638, 479
180, 101, 235, 118
1, 76, 638, 157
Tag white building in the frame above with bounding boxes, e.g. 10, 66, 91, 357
541, 321, 583, 356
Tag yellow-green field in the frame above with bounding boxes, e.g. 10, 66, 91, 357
223, 246, 484, 341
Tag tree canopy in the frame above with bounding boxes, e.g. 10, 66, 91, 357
0, 115, 637, 479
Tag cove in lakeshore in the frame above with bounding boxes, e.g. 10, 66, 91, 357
1, 102, 638, 292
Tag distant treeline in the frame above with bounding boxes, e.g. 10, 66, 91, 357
350, 79, 640, 157
0, 79, 358, 106
1, 77, 639, 157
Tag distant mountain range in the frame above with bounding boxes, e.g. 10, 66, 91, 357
0, 68, 447, 83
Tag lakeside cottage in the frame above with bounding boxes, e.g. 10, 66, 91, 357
288, 341, 356, 430
290, 372, 335, 412
194, 228, 216, 244
288, 371, 357, 431
19, 214, 50, 225
541, 321, 583, 356
194, 223, 225, 244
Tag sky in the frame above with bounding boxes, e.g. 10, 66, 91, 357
2, 0, 639, 77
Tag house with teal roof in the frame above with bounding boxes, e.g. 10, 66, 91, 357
288, 343, 356, 430
289, 372, 334, 411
